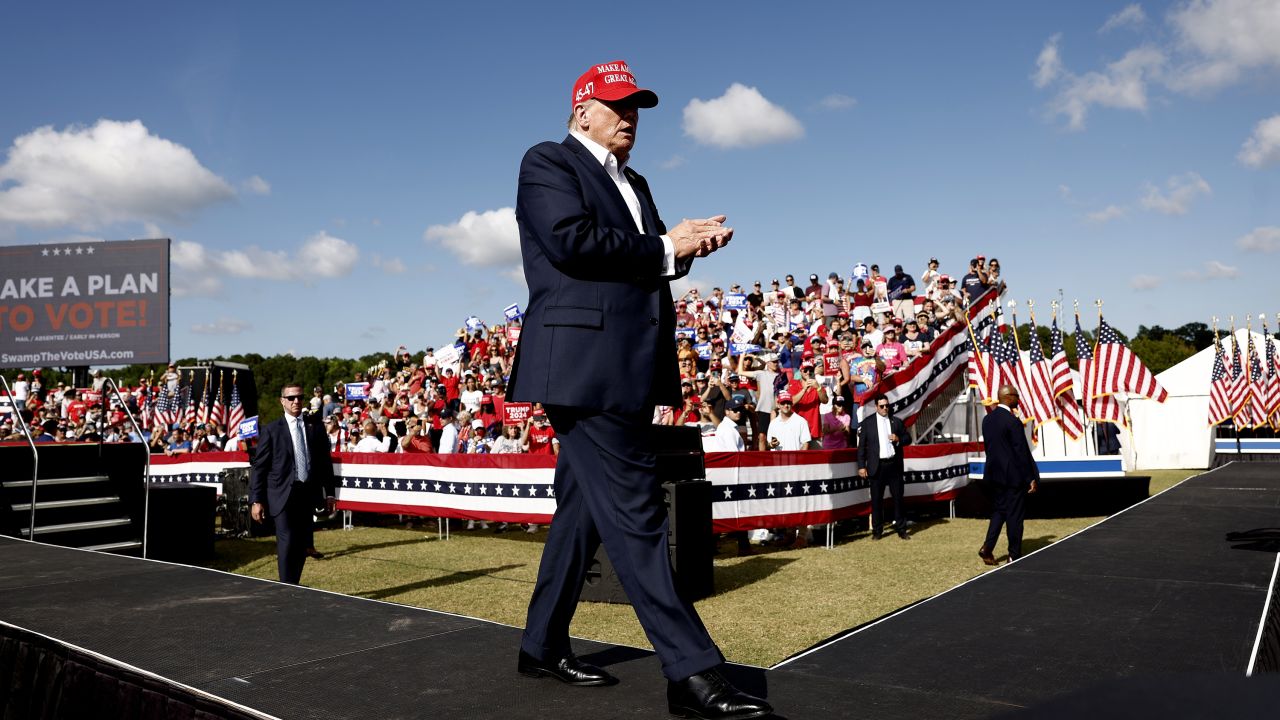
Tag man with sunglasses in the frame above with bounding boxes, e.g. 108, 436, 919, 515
250, 383, 337, 584
857, 395, 911, 539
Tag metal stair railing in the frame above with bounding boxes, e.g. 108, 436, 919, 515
103, 378, 151, 558
0, 374, 40, 541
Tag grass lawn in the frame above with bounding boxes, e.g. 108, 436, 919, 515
206, 469, 1199, 668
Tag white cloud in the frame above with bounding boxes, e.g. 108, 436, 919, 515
1180, 259, 1240, 281
0, 119, 234, 229
1100, 4, 1147, 33
660, 155, 687, 170
1033, 34, 1063, 88
368, 254, 406, 274
1130, 274, 1161, 290
1058, 184, 1074, 201
1167, 0, 1280, 92
241, 175, 271, 195
1139, 171, 1211, 215
669, 275, 715, 300
190, 317, 251, 335
424, 207, 520, 266
1238, 114, 1280, 168
683, 84, 804, 149
818, 93, 857, 109
1085, 205, 1127, 223
1048, 45, 1166, 130
1204, 259, 1239, 278
170, 232, 359, 296
1236, 226, 1280, 252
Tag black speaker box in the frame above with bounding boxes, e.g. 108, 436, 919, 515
145, 483, 216, 563
580, 478, 715, 604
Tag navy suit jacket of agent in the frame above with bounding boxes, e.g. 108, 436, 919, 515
506, 135, 687, 414
249, 414, 336, 517
981, 406, 1041, 489
856, 413, 910, 476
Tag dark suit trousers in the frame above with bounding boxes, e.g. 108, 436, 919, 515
521, 408, 723, 681
983, 485, 1027, 560
274, 484, 316, 584
869, 456, 904, 532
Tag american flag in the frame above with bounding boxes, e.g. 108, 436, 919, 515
967, 323, 999, 405
993, 325, 1031, 425
180, 376, 196, 427
1074, 317, 1126, 427
1265, 330, 1279, 428
227, 377, 245, 435
1050, 319, 1084, 440
1091, 316, 1168, 403
208, 372, 225, 427
1207, 332, 1232, 427
154, 387, 177, 429
1244, 332, 1266, 429
1023, 322, 1060, 430
1228, 331, 1246, 422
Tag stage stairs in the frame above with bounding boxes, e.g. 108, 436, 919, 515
0, 442, 149, 555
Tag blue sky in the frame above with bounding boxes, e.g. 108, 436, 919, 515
2, 1, 1278, 361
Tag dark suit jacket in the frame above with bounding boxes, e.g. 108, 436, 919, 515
506, 135, 686, 415
857, 413, 910, 476
981, 405, 1040, 489
249, 414, 335, 517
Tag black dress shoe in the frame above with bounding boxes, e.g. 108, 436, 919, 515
978, 546, 997, 566
517, 649, 617, 687
668, 668, 772, 719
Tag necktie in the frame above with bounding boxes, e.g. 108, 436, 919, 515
293, 417, 309, 483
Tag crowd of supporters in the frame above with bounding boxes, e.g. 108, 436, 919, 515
1, 256, 1004, 462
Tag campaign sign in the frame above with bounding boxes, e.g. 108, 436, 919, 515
79, 389, 102, 404
503, 303, 522, 321
344, 383, 369, 401
730, 343, 762, 356
823, 352, 841, 374
238, 416, 259, 440
503, 402, 532, 425
434, 344, 461, 367
0, 238, 170, 370
464, 315, 485, 333
675, 328, 695, 340
506, 325, 522, 345
852, 263, 869, 282
871, 301, 891, 316
693, 342, 712, 360
724, 293, 748, 310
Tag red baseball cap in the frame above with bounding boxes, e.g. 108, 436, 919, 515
532, 407, 546, 417
572, 60, 658, 111
777, 391, 793, 402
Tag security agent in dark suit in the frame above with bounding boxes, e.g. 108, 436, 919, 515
250, 383, 337, 584
506, 60, 771, 720
979, 385, 1040, 565
857, 395, 913, 539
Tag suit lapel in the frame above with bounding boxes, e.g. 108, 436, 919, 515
624, 167, 659, 235
562, 135, 643, 233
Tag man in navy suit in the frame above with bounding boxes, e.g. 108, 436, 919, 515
857, 395, 912, 539
250, 383, 336, 584
507, 60, 771, 720
979, 385, 1040, 565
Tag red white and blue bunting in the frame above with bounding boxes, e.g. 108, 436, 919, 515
147, 444, 978, 531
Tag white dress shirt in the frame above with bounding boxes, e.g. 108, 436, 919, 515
876, 413, 895, 459
569, 130, 679, 277
285, 413, 308, 480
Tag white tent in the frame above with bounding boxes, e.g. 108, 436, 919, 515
1123, 329, 1276, 470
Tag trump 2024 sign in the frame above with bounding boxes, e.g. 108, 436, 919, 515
0, 239, 170, 369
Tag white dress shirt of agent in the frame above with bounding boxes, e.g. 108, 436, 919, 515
766, 391, 812, 450
710, 400, 747, 451
437, 410, 472, 454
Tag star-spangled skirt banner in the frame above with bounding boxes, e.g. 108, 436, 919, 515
147, 445, 981, 531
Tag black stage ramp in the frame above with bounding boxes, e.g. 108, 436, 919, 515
767, 463, 1280, 718
3, 463, 1279, 719
0, 537, 766, 719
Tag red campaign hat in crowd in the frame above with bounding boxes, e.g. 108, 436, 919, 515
16, 373, 23, 379
777, 391, 793, 402
837, 311, 849, 318
802, 350, 814, 359
572, 60, 658, 111
800, 361, 814, 369
711, 337, 725, 345
532, 407, 546, 417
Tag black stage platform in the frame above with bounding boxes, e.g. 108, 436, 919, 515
2, 464, 1278, 718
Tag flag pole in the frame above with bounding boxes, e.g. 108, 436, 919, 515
961, 296, 994, 406
1074, 300, 1094, 456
